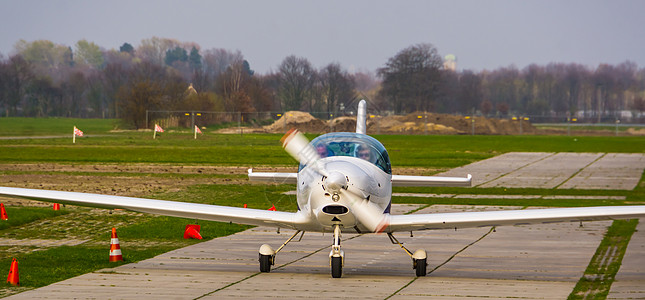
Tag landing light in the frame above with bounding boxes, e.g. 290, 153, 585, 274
332, 194, 340, 202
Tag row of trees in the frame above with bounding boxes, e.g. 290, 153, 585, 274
1, 38, 644, 128
376, 44, 645, 122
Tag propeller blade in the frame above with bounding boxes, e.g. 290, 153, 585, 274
341, 189, 390, 233
281, 129, 328, 177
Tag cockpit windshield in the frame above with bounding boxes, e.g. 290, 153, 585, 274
301, 132, 392, 174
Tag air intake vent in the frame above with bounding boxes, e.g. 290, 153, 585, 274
322, 205, 349, 215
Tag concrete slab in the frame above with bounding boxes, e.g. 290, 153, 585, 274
439, 152, 645, 190
559, 153, 645, 190
607, 220, 645, 299
6, 205, 612, 299
480, 152, 604, 189
436, 152, 554, 187
390, 277, 575, 300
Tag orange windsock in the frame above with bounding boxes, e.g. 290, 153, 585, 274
183, 224, 202, 239
7, 258, 19, 286
1, 203, 7, 220
109, 227, 123, 262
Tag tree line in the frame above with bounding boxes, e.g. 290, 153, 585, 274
1, 38, 643, 128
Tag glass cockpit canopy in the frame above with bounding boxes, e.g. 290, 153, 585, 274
301, 132, 392, 174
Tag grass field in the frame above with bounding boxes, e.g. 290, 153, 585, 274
0, 119, 643, 296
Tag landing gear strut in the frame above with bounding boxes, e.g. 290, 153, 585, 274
388, 233, 427, 277
258, 230, 303, 273
329, 224, 344, 278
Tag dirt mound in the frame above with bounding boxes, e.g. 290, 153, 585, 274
263, 111, 538, 135
264, 111, 328, 133
370, 112, 537, 135
368, 115, 462, 135
626, 128, 645, 136
329, 116, 357, 132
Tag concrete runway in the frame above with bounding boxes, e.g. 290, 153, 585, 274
438, 152, 645, 190
6, 205, 613, 299
7, 152, 645, 299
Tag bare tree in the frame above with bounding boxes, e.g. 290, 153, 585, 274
377, 43, 443, 113
319, 63, 356, 114
277, 55, 316, 111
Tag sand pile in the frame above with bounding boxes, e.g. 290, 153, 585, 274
263, 111, 537, 135
263, 111, 328, 133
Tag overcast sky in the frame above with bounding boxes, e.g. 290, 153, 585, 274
1, 0, 644, 74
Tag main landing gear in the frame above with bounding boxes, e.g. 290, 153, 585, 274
258, 230, 303, 273
388, 233, 427, 277
259, 229, 427, 278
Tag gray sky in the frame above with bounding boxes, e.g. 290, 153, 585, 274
1, 0, 644, 74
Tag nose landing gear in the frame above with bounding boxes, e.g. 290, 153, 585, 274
329, 224, 344, 278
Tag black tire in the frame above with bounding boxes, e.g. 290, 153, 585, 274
259, 254, 272, 272
414, 258, 427, 277
331, 256, 342, 278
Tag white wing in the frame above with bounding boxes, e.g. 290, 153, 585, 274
391, 174, 472, 187
387, 206, 645, 232
0, 187, 309, 229
247, 169, 298, 184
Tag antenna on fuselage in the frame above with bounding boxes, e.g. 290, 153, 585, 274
356, 99, 367, 135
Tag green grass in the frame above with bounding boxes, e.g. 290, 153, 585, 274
0, 218, 250, 289
0, 119, 644, 295
0, 207, 69, 231
0, 118, 121, 136
0, 133, 643, 168
568, 219, 639, 299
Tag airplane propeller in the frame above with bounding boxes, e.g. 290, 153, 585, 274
281, 129, 328, 177
281, 129, 389, 233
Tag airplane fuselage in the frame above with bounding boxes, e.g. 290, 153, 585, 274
295, 132, 393, 233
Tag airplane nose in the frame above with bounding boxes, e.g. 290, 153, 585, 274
324, 172, 347, 193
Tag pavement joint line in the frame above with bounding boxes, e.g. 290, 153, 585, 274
393, 193, 626, 200
385, 226, 496, 300
474, 152, 557, 187
196, 206, 422, 298
555, 153, 607, 189
194, 233, 366, 299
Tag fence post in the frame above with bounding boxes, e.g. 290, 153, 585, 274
424, 112, 428, 135
239, 112, 242, 136
615, 119, 620, 136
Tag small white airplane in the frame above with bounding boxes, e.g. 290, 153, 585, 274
1, 100, 645, 278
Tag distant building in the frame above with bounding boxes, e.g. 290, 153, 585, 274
443, 54, 457, 71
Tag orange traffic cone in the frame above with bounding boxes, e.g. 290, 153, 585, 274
243, 204, 247, 208
7, 258, 19, 286
109, 227, 123, 262
268, 205, 276, 211
183, 224, 202, 239
1, 203, 8, 220
53, 203, 60, 211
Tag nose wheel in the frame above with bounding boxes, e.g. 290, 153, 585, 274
329, 224, 344, 278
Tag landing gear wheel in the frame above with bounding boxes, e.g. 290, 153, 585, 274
331, 256, 343, 278
414, 258, 427, 277
259, 254, 272, 272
